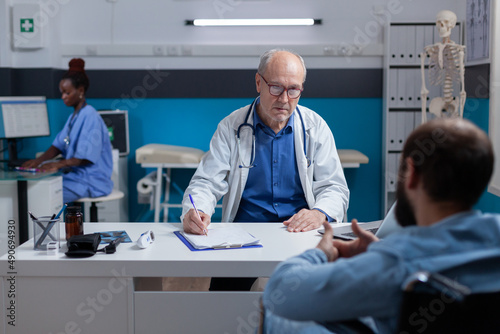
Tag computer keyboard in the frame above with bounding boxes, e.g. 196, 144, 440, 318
341, 228, 379, 238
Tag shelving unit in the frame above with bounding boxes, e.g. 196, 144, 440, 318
382, 22, 462, 214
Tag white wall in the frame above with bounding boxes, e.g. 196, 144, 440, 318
1, 0, 465, 70
489, 0, 500, 196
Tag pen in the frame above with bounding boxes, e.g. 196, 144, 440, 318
53, 203, 68, 220
28, 211, 38, 220
189, 194, 207, 236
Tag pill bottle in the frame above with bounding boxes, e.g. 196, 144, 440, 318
65, 206, 83, 240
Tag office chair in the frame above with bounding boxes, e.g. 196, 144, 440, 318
397, 270, 500, 333
76, 188, 124, 222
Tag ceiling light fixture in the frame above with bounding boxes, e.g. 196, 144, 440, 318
185, 18, 322, 27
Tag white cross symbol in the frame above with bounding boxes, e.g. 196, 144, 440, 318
21, 19, 33, 32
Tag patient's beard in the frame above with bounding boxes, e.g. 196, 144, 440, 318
395, 179, 418, 227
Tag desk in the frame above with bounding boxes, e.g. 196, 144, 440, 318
0, 170, 61, 244
0, 222, 338, 333
140, 149, 369, 222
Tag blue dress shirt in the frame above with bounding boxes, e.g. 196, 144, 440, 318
234, 110, 309, 222
234, 105, 333, 222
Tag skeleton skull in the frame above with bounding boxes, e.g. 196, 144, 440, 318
436, 10, 457, 38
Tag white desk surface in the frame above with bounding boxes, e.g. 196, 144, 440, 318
0, 222, 352, 334
0, 222, 349, 278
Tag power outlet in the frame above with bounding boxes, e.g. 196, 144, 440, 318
323, 46, 336, 56
167, 46, 179, 56
153, 45, 164, 56
181, 46, 193, 56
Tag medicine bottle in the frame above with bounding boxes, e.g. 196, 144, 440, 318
65, 206, 83, 241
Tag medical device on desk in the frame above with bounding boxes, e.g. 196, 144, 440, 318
237, 97, 311, 168
137, 230, 155, 248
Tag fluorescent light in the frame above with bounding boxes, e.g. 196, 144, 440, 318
186, 18, 321, 27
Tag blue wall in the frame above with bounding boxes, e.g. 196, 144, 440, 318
19, 96, 498, 222
19, 97, 383, 222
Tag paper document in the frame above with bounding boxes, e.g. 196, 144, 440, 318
178, 226, 261, 249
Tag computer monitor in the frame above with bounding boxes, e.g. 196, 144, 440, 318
98, 110, 129, 156
0, 96, 50, 166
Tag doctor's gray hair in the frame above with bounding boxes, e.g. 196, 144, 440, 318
258, 49, 307, 83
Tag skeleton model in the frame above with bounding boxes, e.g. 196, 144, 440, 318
420, 10, 466, 123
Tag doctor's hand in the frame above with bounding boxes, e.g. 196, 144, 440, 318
333, 219, 379, 258
183, 209, 211, 235
283, 209, 326, 232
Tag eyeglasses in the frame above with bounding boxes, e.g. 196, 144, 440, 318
259, 74, 303, 99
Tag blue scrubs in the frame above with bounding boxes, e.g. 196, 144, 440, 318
52, 105, 113, 202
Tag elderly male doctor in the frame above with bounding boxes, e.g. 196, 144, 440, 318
182, 49, 349, 234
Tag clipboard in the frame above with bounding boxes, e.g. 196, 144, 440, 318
174, 229, 263, 252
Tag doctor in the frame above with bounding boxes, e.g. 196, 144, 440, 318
182, 49, 349, 234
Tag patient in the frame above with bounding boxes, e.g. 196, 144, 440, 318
262, 118, 500, 333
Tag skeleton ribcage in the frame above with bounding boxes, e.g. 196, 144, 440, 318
427, 44, 461, 86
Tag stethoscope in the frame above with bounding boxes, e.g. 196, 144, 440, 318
64, 101, 86, 147
237, 97, 311, 168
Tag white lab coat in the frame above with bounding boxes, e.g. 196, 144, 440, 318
181, 102, 349, 223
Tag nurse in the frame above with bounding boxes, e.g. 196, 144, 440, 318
22, 58, 113, 203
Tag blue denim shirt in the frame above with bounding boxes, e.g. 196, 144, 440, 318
263, 211, 500, 333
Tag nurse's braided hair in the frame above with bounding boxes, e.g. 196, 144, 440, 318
62, 58, 90, 93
